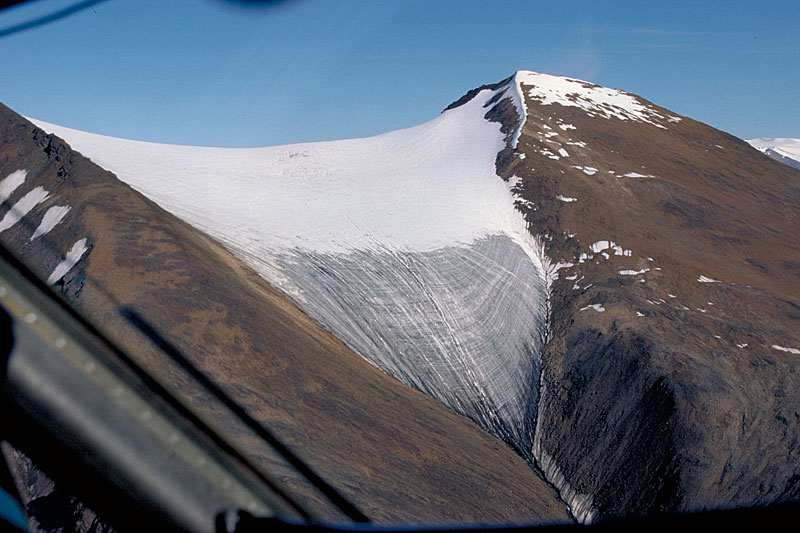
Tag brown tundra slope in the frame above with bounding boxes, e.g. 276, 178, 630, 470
481, 71, 800, 521
0, 101, 569, 529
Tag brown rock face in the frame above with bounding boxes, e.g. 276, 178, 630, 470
0, 102, 569, 530
492, 76, 800, 520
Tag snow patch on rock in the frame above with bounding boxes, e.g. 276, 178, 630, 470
0, 186, 50, 233
515, 70, 680, 129
772, 345, 800, 355
621, 172, 655, 178
31, 205, 71, 240
47, 238, 88, 284
590, 240, 631, 256
0, 169, 27, 204
619, 268, 649, 276
572, 165, 598, 175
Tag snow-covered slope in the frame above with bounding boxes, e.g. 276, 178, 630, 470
32, 84, 552, 456
747, 138, 800, 170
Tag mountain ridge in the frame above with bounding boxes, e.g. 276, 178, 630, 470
3, 69, 800, 527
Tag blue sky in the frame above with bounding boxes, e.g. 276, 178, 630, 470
0, 0, 798, 147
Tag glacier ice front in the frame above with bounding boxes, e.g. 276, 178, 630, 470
281, 235, 548, 450
32, 83, 550, 456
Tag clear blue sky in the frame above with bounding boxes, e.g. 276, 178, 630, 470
0, 0, 797, 147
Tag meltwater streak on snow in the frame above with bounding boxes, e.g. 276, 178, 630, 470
0, 186, 50, 233
31, 205, 71, 240
0, 169, 27, 203
32, 88, 551, 460
47, 237, 88, 284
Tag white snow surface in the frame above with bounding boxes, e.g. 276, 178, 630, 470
507, 73, 529, 148
33, 90, 538, 258
31, 205, 71, 240
47, 238, 88, 284
747, 138, 800, 162
621, 172, 654, 178
0, 186, 50, 233
589, 240, 631, 256
0, 169, 27, 204
772, 345, 800, 355
32, 86, 553, 459
572, 165, 598, 175
515, 70, 680, 129
619, 269, 649, 276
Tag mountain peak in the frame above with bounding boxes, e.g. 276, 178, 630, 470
511, 70, 681, 129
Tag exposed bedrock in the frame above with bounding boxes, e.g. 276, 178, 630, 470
534, 303, 800, 522
533, 329, 684, 523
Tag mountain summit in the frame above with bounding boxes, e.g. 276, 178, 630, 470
2, 70, 799, 526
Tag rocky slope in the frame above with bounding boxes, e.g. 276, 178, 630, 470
494, 72, 800, 521
0, 101, 569, 530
